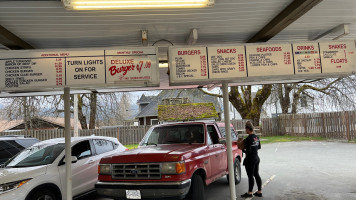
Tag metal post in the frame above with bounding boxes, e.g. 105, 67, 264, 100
74, 94, 79, 137
64, 87, 72, 200
222, 83, 236, 200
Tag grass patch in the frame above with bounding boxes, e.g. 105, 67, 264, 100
260, 136, 327, 144
125, 144, 139, 149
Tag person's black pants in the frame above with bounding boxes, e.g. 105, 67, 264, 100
245, 159, 262, 192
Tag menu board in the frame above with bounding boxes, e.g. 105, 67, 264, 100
208, 46, 247, 79
319, 41, 356, 74
246, 44, 294, 77
105, 49, 158, 85
0, 47, 159, 91
293, 43, 321, 74
0, 57, 65, 89
66, 51, 105, 86
169, 47, 208, 84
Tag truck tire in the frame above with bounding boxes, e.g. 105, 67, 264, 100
30, 189, 56, 200
188, 174, 206, 200
227, 159, 241, 185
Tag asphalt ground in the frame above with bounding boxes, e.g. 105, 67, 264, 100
78, 141, 356, 200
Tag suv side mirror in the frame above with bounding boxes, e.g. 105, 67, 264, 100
63, 156, 78, 164
218, 138, 226, 144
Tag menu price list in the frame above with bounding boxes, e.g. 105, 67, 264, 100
293, 43, 321, 74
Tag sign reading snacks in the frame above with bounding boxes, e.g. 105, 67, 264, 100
208, 46, 246, 79
169, 41, 355, 85
0, 47, 159, 91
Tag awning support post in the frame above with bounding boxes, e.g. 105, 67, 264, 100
64, 87, 73, 200
222, 83, 237, 200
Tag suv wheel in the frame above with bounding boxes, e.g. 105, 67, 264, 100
30, 189, 56, 200
227, 159, 241, 185
188, 174, 206, 200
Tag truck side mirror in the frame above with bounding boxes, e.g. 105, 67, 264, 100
218, 138, 226, 144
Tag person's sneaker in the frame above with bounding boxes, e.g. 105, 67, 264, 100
241, 193, 253, 198
253, 192, 263, 197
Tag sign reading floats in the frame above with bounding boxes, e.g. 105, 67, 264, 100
0, 47, 159, 92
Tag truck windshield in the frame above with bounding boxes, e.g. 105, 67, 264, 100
5, 143, 65, 168
140, 124, 205, 145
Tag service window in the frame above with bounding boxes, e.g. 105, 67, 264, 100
93, 139, 114, 154
207, 125, 219, 144
72, 140, 92, 159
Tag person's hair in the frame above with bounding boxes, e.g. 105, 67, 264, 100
245, 121, 254, 131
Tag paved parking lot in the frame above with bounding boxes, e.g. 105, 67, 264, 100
78, 142, 356, 200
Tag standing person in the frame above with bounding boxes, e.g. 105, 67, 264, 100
241, 121, 262, 198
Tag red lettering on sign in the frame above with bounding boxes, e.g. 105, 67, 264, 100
329, 44, 347, 49
297, 46, 314, 50
217, 49, 237, 54
331, 58, 348, 63
256, 47, 282, 52
178, 50, 201, 55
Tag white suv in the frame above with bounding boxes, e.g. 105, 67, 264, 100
0, 136, 127, 200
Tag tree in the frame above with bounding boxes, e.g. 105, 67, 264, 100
201, 85, 272, 126
275, 76, 356, 114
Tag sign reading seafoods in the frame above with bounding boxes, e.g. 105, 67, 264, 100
293, 42, 321, 74
169, 47, 208, 84
246, 44, 294, 77
319, 41, 356, 74
208, 46, 247, 79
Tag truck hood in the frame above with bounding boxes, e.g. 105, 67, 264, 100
0, 165, 47, 184
101, 144, 204, 163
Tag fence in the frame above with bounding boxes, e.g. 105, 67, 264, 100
0, 125, 151, 145
261, 111, 356, 141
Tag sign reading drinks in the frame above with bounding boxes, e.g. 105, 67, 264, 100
293, 42, 321, 74
169, 47, 208, 85
319, 41, 356, 74
246, 44, 294, 77
0, 47, 159, 91
208, 46, 247, 79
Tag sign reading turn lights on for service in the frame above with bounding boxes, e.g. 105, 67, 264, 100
0, 47, 159, 92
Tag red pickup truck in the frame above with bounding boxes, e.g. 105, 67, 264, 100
95, 121, 243, 200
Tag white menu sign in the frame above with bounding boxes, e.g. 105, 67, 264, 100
319, 41, 356, 74
66, 51, 105, 86
105, 49, 158, 85
0, 57, 64, 89
246, 44, 294, 77
208, 46, 247, 79
293, 43, 321, 74
169, 47, 208, 84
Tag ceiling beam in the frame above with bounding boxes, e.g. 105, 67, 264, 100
247, 0, 323, 43
0, 25, 34, 49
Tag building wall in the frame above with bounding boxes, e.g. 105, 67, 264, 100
139, 117, 158, 125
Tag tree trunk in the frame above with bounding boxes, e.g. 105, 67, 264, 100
78, 95, 88, 129
89, 93, 97, 129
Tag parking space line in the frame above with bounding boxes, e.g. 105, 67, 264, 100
245, 175, 276, 200
275, 143, 280, 152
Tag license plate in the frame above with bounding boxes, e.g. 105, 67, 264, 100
126, 190, 141, 199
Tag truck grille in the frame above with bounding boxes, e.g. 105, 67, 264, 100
112, 163, 161, 180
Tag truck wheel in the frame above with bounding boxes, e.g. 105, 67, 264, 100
227, 159, 241, 185
188, 174, 206, 200
30, 189, 56, 200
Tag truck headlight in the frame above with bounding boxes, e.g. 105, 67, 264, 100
0, 179, 31, 194
98, 164, 111, 175
162, 161, 186, 174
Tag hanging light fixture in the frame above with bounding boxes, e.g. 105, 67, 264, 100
62, 0, 215, 10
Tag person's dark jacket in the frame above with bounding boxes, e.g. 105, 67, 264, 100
242, 134, 261, 165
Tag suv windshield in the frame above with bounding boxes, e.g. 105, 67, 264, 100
140, 124, 204, 145
6, 143, 65, 168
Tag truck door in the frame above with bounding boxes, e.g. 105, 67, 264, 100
207, 125, 227, 178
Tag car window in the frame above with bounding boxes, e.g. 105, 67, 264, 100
207, 125, 219, 144
0, 141, 13, 164
93, 139, 114, 154
72, 140, 92, 159
15, 139, 39, 148
219, 127, 238, 141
